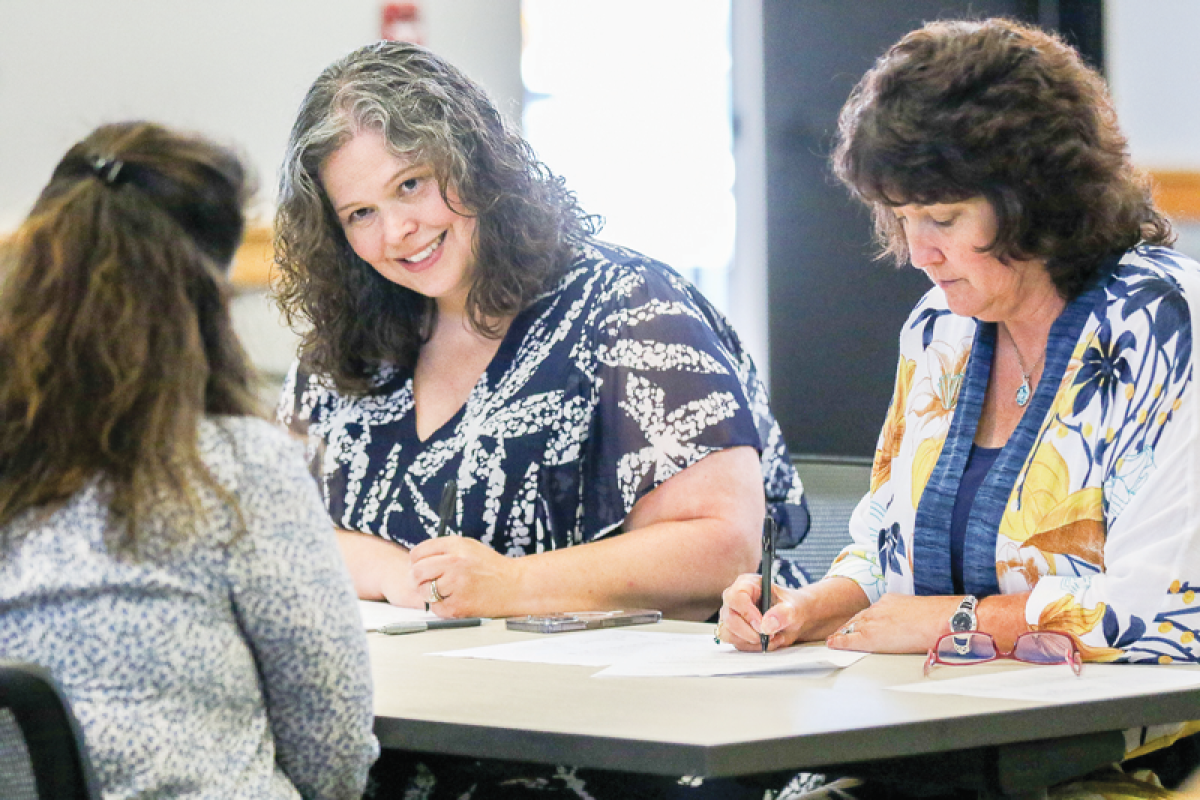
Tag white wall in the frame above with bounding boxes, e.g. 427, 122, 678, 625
0, 0, 522, 387
1106, 0, 1200, 260
2, 1, 1196, 379
1106, 0, 1200, 170
0, 0, 522, 229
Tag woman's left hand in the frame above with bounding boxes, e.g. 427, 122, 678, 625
825, 593, 960, 654
409, 536, 527, 618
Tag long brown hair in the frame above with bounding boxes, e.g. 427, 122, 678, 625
274, 41, 596, 394
0, 121, 260, 548
832, 18, 1173, 300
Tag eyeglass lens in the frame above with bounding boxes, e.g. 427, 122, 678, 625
1011, 632, 1076, 665
934, 631, 1073, 665
935, 632, 997, 664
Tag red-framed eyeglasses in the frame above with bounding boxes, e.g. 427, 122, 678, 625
924, 630, 1083, 677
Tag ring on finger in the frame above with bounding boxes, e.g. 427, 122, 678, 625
714, 621, 723, 644
841, 622, 856, 635
428, 579, 445, 604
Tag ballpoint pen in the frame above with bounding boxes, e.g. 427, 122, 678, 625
374, 618, 483, 635
423, 478, 458, 612
436, 478, 457, 537
760, 515, 775, 653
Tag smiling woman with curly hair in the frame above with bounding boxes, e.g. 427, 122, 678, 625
273, 40, 807, 627
272, 39, 808, 800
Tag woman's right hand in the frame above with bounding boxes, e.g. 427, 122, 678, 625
717, 573, 872, 652
718, 573, 806, 652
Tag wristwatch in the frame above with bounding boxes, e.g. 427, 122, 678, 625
949, 595, 978, 633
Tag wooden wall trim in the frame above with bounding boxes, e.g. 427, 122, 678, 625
6, 172, 1197, 293
1149, 170, 1200, 222
1, 225, 275, 290
229, 225, 274, 289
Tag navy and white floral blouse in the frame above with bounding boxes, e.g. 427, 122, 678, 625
0, 417, 379, 799
279, 240, 808, 586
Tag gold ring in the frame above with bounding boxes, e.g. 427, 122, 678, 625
428, 579, 444, 604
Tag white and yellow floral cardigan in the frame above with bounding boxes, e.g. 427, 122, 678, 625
828, 245, 1200, 665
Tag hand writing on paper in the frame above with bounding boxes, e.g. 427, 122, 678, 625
718, 573, 803, 652
409, 536, 525, 618
718, 573, 871, 652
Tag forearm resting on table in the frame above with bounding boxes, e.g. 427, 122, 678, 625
339, 520, 755, 620
792, 581, 1030, 653
449, 446, 763, 621
341, 448, 763, 620
505, 517, 761, 621
565, 445, 763, 621
336, 529, 423, 607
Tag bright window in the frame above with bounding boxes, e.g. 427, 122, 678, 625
521, 0, 734, 310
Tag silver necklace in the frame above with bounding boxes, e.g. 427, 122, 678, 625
1001, 324, 1046, 407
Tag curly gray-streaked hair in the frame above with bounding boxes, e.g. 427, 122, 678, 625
274, 40, 596, 393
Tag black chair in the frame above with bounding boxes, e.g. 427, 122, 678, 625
783, 455, 872, 582
0, 662, 100, 800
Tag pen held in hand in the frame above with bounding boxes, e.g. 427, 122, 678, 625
760, 515, 775, 653
436, 478, 457, 537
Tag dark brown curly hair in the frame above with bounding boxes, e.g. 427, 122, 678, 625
832, 17, 1173, 300
0, 121, 260, 548
273, 40, 597, 394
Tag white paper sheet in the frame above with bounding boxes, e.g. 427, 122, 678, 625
430, 630, 692, 665
891, 663, 1200, 703
358, 600, 439, 631
594, 642, 865, 678
430, 630, 866, 678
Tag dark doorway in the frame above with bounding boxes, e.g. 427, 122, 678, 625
759, 0, 1104, 457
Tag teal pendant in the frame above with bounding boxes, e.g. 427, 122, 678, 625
1015, 378, 1031, 407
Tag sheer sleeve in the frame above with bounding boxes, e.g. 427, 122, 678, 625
577, 262, 763, 541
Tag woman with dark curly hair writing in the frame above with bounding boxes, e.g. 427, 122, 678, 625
273, 40, 807, 626
719, 16, 1200, 794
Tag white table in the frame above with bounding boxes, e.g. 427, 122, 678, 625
370, 619, 1200, 795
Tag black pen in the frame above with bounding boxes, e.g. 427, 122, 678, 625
760, 515, 775, 653
375, 618, 483, 635
425, 478, 458, 612
436, 478, 457, 537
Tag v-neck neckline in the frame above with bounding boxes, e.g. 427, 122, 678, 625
409, 298, 544, 445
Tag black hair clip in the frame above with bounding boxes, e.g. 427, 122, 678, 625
90, 156, 125, 186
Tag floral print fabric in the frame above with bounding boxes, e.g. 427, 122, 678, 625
279, 240, 808, 586
828, 246, 1200, 662
0, 417, 379, 798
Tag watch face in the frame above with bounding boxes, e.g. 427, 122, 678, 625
950, 611, 974, 632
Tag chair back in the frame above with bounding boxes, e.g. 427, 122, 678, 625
784, 455, 871, 582
0, 662, 100, 800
